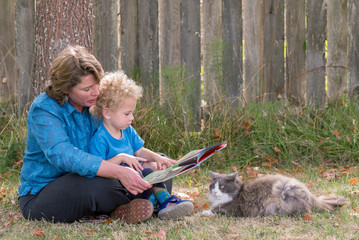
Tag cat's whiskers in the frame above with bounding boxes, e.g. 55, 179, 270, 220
209, 181, 233, 207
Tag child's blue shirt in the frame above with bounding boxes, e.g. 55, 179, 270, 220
88, 123, 144, 160
18, 93, 103, 198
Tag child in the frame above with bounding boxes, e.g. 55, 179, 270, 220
89, 71, 194, 220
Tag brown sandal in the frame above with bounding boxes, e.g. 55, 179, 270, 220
110, 199, 154, 223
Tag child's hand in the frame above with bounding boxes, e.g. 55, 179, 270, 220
117, 153, 147, 171
155, 156, 177, 170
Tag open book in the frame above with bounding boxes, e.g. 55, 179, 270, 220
143, 141, 227, 184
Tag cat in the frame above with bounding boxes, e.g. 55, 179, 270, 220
202, 171, 346, 217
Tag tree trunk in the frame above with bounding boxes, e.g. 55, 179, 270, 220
32, 0, 94, 97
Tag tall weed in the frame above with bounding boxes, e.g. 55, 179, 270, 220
135, 98, 359, 170
0, 99, 27, 173
1, 95, 359, 173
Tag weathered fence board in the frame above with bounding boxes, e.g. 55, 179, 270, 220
0, 0, 16, 102
262, 0, 284, 102
243, 0, 261, 104
306, 0, 326, 108
159, 0, 181, 106
285, 0, 306, 106
222, 0, 243, 107
243, 0, 284, 104
327, 0, 348, 105
138, 0, 159, 103
348, 0, 359, 99
93, 0, 119, 72
119, 0, 138, 77
180, 0, 201, 131
4, 0, 359, 122
15, 0, 34, 112
203, 0, 223, 106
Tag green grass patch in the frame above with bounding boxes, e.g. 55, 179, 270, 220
0, 166, 358, 239
1, 98, 359, 239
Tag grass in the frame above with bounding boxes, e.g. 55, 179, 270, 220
0, 98, 27, 173
0, 98, 358, 239
0, 167, 358, 239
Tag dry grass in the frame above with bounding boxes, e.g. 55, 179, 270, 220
0, 166, 358, 240
1, 98, 359, 239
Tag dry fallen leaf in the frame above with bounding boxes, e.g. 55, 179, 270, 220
202, 203, 208, 209
322, 169, 339, 180
349, 177, 358, 185
193, 202, 199, 211
188, 192, 201, 198
32, 228, 45, 237
240, 119, 253, 134
212, 128, 221, 139
230, 165, 238, 172
352, 206, 359, 213
303, 212, 312, 221
85, 230, 94, 235
8, 213, 19, 221
246, 166, 261, 179
262, 156, 278, 168
332, 129, 342, 140
2, 221, 14, 228
150, 228, 166, 240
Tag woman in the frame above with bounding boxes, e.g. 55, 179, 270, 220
18, 45, 170, 223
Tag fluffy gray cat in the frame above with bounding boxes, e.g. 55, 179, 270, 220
202, 171, 346, 217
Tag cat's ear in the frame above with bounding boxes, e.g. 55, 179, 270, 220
235, 175, 243, 186
228, 172, 238, 180
209, 171, 218, 179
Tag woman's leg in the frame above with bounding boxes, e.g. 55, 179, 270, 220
19, 173, 131, 223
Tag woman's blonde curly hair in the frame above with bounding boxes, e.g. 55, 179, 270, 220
90, 71, 143, 119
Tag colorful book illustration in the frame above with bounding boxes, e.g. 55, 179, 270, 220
143, 141, 227, 184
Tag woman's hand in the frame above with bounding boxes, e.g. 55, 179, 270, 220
97, 161, 152, 195
118, 167, 152, 195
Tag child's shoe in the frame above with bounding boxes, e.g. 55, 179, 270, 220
110, 199, 154, 223
157, 195, 194, 219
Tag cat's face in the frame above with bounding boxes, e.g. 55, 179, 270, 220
208, 171, 241, 201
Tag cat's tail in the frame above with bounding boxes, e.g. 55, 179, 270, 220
313, 194, 346, 212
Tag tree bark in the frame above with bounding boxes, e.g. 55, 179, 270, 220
32, 0, 94, 97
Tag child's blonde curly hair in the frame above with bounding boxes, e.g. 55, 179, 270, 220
90, 71, 143, 119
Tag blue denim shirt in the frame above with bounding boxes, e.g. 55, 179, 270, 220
18, 93, 103, 197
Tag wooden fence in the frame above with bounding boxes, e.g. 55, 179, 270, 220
1, 0, 359, 128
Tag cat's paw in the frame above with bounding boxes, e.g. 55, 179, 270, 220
202, 210, 216, 216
